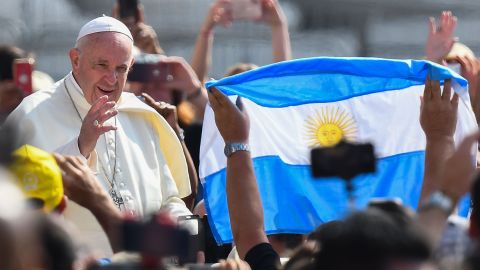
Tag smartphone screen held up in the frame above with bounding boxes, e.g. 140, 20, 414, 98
13, 58, 34, 95
231, 0, 262, 21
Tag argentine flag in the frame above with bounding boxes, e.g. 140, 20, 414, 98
199, 57, 477, 244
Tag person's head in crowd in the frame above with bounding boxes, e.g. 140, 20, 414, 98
0, 45, 28, 118
69, 16, 135, 104
367, 198, 414, 227
284, 209, 431, 270
0, 45, 53, 118
8, 144, 66, 213
0, 45, 27, 80
14, 213, 80, 270
224, 63, 258, 77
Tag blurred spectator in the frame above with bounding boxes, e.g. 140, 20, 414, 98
0, 45, 27, 119
8, 145, 66, 213
0, 45, 54, 120
0, 123, 16, 166
0, 169, 26, 270
188, 0, 292, 205
112, 1, 164, 55
13, 213, 80, 270
191, 0, 291, 118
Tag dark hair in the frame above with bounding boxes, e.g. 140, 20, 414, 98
0, 45, 27, 81
316, 209, 430, 270
286, 209, 431, 270
224, 63, 258, 77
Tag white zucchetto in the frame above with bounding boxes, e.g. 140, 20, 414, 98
76, 15, 133, 42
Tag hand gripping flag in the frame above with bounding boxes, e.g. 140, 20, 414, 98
200, 57, 478, 244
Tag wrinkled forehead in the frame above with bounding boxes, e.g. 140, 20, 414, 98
77, 32, 134, 62
78, 31, 133, 49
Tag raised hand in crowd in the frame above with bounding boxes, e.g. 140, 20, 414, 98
417, 130, 479, 246
425, 11, 457, 64
141, 93, 199, 210
423, 10, 480, 124
54, 153, 123, 252
112, 3, 164, 54
257, 0, 291, 62
191, 0, 291, 120
420, 78, 458, 201
208, 87, 279, 270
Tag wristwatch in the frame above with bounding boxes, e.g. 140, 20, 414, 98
224, 143, 250, 157
420, 190, 454, 214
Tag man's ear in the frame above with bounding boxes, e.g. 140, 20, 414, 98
69, 48, 80, 72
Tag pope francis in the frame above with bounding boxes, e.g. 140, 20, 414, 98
6, 16, 193, 255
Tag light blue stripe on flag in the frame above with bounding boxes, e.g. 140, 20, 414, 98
200, 57, 476, 244
205, 57, 467, 107
204, 152, 425, 244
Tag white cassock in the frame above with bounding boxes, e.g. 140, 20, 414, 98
6, 72, 193, 256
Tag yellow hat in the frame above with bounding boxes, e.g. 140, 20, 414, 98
8, 145, 63, 212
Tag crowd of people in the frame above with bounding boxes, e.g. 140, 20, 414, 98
0, 1, 480, 269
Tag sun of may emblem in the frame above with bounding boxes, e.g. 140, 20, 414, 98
305, 106, 358, 147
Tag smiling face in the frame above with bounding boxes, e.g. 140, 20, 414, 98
69, 32, 134, 104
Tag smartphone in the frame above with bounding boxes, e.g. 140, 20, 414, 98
231, 0, 262, 21
310, 140, 375, 179
118, 0, 139, 21
128, 59, 172, 83
13, 58, 34, 95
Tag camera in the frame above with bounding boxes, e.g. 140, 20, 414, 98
120, 212, 192, 264
310, 140, 376, 180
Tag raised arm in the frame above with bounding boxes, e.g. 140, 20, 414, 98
419, 78, 458, 201
425, 11, 457, 64
208, 87, 268, 259
191, 0, 231, 83
258, 0, 291, 62
54, 154, 123, 252
417, 130, 479, 245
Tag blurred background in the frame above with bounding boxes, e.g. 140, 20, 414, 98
1, 0, 480, 80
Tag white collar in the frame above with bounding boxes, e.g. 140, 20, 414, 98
64, 72, 91, 119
